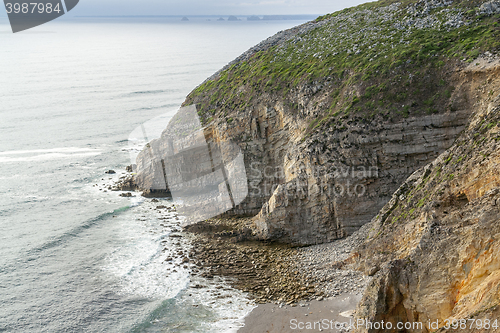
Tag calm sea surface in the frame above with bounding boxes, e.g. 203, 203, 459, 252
0, 17, 310, 332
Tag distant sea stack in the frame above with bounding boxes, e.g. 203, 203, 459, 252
217, 17, 225, 21
181, 17, 189, 21
247, 15, 261, 21
227, 15, 239, 21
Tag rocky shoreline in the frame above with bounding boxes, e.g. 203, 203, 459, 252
293, 224, 371, 299
185, 216, 370, 306
113, 170, 370, 306
111, 171, 370, 306
109, 171, 373, 306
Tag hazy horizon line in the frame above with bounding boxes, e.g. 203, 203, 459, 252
74, 14, 320, 18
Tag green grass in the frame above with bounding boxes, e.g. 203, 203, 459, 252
186, 0, 500, 129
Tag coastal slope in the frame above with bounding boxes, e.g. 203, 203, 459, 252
134, 0, 500, 245
131, 0, 500, 329
350, 58, 500, 331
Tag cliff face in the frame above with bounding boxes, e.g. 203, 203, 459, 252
130, 0, 500, 328
135, 0, 500, 246
351, 59, 500, 331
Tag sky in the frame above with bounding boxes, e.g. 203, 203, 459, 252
0, 0, 371, 17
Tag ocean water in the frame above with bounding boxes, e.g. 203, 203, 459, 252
0, 17, 310, 332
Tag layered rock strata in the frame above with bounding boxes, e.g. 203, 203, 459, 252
134, 0, 500, 246
350, 59, 500, 332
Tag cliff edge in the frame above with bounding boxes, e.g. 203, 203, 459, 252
136, 0, 500, 246
130, 0, 500, 329
350, 57, 500, 332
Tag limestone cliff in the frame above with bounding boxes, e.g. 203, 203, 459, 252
129, 0, 500, 326
350, 58, 500, 331
134, 0, 500, 245
129, 0, 500, 328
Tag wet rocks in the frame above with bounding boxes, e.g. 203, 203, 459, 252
111, 172, 138, 192
185, 217, 255, 243
188, 234, 316, 304
186, 217, 318, 304
187, 216, 370, 305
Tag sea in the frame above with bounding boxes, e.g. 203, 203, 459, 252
0, 16, 312, 333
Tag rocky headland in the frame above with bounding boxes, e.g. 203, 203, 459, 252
124, 0, 500, 331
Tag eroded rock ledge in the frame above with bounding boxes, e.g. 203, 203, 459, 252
348, 60, 500, 332
132, 0, 498, 245
185, 216, 369, 304
128, 0, 500, 329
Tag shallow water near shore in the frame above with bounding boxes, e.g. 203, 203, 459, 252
0, 17, 309, 332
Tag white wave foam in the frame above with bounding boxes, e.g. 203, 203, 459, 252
0, 173, 24, 180
103, 202, 190, 300
102, 199, 255, 332
0, 151, 101, 163
181, 275, 256, 333
0, 147, 100, 155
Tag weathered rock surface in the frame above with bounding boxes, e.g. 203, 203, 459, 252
128, 0, 500, 329
186, 216, 370, 304
249, 107, 469, 245
186, 217, 317, 304
349, 60, 500, 332
181, 67, 470, 245
479, 0, 500, 15
134, 5, 482, 245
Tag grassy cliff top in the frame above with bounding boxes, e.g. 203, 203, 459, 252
186, 0, 500, 129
